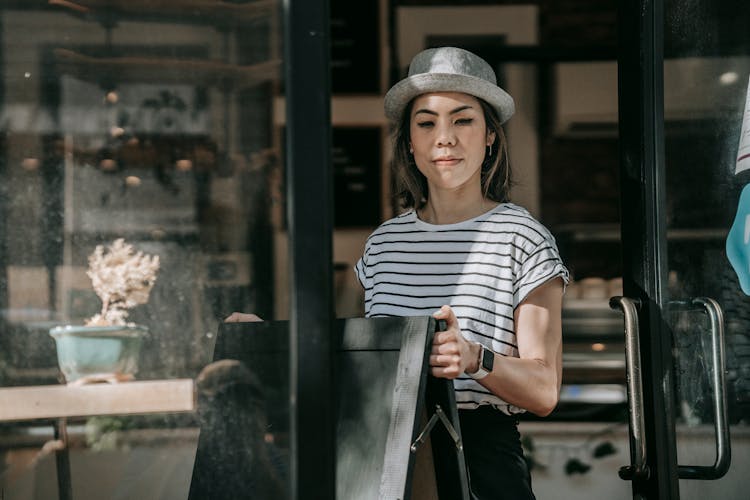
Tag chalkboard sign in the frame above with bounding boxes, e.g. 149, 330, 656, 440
189, 316, 469, 499
331, 0, 380, 93
333, 127, 382, 227
280, 126, 382, 228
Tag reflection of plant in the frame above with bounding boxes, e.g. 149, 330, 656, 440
85, 414, 197, 451
85, 239, 160, 326
85, 416, 137, 451
522, 426, 620, 476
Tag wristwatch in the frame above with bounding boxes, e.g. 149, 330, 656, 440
467, 343, 494, 380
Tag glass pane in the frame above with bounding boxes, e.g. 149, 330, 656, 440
0, 2, 285, 498
191, 318, 420, 500
663, 1, 750, 496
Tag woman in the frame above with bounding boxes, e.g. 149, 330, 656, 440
354, 46, 568, 499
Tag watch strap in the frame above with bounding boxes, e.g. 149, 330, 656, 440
468, 343, 492, 380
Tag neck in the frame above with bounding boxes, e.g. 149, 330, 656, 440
419, 189, 496, 225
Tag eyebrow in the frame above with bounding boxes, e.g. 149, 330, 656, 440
413, 104, 474, 117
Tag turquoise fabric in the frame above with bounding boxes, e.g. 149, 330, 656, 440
726, 183, 750, 295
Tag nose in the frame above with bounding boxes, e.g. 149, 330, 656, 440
436, 122, 456, 147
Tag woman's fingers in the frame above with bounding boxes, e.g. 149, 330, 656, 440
430, 363, 463, 378
431, 340, 460, 355
433, 304, 458, 327
431, 304, 473, 379
224, 312, 263, 323
433, 305, 460, 342
430, 317, 463, 379
430, 352, 461, 366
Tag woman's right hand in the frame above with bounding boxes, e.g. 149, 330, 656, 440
224, 312, 264, 323
430, 305, 477, 379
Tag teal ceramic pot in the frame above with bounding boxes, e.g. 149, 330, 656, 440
49, 324, 148, 383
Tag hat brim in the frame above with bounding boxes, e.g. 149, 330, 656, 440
384, 73, 515, 124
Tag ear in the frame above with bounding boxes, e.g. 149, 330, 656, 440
486, 130, 496, 147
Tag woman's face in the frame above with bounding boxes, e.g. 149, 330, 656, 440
408, 91, 495, 195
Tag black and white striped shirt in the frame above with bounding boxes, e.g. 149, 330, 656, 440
355, 203, 569, 413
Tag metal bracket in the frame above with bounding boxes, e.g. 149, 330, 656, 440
410, 404, 462, 453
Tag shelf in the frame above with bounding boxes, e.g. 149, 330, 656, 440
0, 379, 195, 422
554, 223, 729, 242
50, 0, 276, 28
562, 298, 624, 338
559, 383, 626, 404
553, 223, 620, 242
53, 48, 281, 89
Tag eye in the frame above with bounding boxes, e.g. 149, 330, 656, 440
455, 118, 474, 125
416, 120, 434, 128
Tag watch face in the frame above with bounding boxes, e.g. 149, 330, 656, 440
481, 347, 494, 372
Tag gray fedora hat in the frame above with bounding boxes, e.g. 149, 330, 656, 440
384, 46, 515, 124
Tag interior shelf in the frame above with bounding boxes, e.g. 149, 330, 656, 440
53, 48, 281, 89
49, 0, 276, 28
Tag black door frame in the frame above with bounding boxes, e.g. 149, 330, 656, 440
288, 0, 684, 497
618, 0, 681, 498
0, 1, 684, 498
284, 1, 336, 499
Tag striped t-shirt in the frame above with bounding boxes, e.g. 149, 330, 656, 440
355, 203, 569, 414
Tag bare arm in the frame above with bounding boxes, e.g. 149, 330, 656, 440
430, 277, 564, 416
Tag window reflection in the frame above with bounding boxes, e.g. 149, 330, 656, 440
1, 2, 281, 382
1, 2, 283, 498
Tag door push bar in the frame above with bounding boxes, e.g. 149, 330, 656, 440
611, 296, 732, 482
609, 296, 649, 481
672, 297, 731, 480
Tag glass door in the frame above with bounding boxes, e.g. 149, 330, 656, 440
0, 1, 337, 498
617, 0, 749, 498
663, 0, 749, 498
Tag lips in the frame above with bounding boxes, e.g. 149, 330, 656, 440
433, 156, 461, 164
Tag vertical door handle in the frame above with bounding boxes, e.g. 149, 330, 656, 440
610, 296, 649, 480
677, 297, 731, 479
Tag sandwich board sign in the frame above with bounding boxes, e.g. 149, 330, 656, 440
189, 316, 470, 500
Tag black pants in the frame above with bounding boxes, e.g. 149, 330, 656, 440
459, 406, 536, 500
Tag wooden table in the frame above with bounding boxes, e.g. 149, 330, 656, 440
0, 379, 195, 422
0, 379, 196, 500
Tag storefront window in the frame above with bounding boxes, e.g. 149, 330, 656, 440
1, 2, 285, 497
1, 2, 282, 379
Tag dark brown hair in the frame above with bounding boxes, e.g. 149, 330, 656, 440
391, 97, 512, 210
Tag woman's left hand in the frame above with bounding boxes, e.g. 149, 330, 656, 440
430, 305, 477, 379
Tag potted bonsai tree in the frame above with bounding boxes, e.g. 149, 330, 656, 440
49, 239, 160, 384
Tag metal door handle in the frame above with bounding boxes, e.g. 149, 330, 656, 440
677, 297, 731, 480
609, 296, 649, 480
